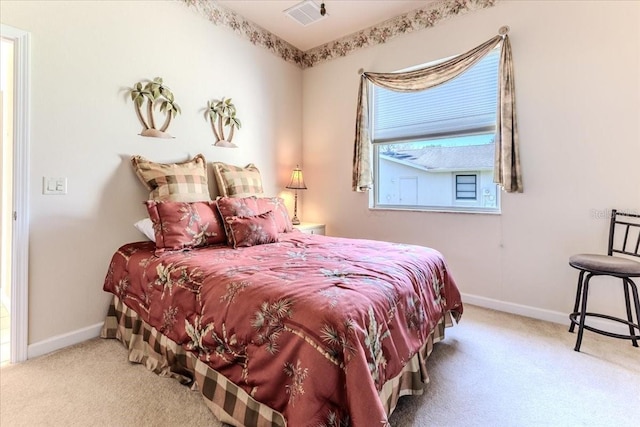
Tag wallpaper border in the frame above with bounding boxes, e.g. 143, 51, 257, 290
183, 0, 497, 69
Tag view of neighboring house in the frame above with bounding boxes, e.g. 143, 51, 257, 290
377, 143, 498, 210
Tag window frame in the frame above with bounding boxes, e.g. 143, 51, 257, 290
371, 140, 500, 214
369, 49, 501, 215
455, 173, 478, 201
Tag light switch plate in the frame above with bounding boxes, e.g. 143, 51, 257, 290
43, 177, 67, 195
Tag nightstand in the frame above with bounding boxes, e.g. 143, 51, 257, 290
292, 222, 326, 235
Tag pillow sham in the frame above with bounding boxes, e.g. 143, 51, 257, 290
216, 196, 292, 234
134, 218, 156, 242
132, 154, 211, 202
225, 211, 279, 249
212, 162, 264, 198
145, 200, 226, 253
255, 197, 293, 233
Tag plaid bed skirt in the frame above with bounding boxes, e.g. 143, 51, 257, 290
101, 295, 449, 427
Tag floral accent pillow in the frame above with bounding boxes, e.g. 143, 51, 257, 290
132, 154, 211, 202
225, 211, 279, 248
216, 196, 292, 237
145, 200, 226, 253
255, 197, 293, 233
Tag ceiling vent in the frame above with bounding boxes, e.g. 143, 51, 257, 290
284, 0, 327, 26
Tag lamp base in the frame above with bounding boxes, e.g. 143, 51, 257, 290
291, 191, 301, 225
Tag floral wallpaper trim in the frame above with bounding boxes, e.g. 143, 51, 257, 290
183, 0, 306, 67
182, 0, 497, 69
303, 0, 497, 68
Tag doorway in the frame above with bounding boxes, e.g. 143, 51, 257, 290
0, 36, 14, 365
1, 24, 30, 364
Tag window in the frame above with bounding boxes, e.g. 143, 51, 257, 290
455, 174, 477, 200
371, 48, 501, 213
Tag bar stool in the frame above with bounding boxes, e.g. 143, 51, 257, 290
568, 209, 640, 352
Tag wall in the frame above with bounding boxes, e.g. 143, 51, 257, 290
1, 0, 638, 352
302, 1, 640, 322
0, 0, 302, 347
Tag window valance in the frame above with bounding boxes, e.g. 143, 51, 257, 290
353, 27, 522, 193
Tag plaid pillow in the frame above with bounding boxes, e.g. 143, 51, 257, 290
132, 154, 211, 202
212, 162, 264, 198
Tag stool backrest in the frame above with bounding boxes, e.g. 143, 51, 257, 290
609, 209, 640, 258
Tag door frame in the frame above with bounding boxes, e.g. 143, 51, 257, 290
1, 24, 30, 363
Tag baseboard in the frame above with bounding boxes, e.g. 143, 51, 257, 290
27, 322, 103, 360
462, 293, 570, 325
462, 293, 631, 335
24, 294, 634, 360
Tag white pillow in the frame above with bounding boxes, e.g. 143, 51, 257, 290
134, 218, 156, 242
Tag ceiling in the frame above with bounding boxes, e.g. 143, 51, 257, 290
217, 0, 432, 51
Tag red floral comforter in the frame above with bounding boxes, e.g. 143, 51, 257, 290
103, 232, 462, 426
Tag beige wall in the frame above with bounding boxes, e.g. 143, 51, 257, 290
302, 1, 640, 320
0, 0, 302, 344
1, 0, 639, 347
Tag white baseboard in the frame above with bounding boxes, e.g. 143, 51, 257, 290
27, 322, 103, 360
462, 293, 632, 335
462, 293, 571, 325
23, 293, 636, 360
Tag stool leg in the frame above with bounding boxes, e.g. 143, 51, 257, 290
569, 270, 586, 333
622, 279, 638, 347
574, 273, 592, 352
627, 278, 640, 347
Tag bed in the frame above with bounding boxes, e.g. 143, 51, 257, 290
102, 155, 463, 426
101, 230, 462, 426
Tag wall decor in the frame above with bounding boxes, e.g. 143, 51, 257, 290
128, 77, 181, 138
205, 97, 242, 148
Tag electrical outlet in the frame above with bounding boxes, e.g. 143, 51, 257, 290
43, 177, 67, 195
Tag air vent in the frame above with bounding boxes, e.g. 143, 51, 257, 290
284, 0, 327, 26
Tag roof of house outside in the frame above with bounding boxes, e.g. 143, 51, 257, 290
381, 143, 494, 171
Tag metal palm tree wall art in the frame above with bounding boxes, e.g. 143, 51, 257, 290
129, 77, 181, 138
205, 97, 242, 148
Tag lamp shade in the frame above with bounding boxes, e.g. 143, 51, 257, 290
286, 166, 307, 190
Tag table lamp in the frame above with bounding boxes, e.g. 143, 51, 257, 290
285, 165, 307, 225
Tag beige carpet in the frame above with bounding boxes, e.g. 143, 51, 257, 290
1, 305, 639, 427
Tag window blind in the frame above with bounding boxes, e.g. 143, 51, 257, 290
372, 48, 500, 143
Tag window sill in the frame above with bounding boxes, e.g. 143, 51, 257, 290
369, 206, 501, 215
